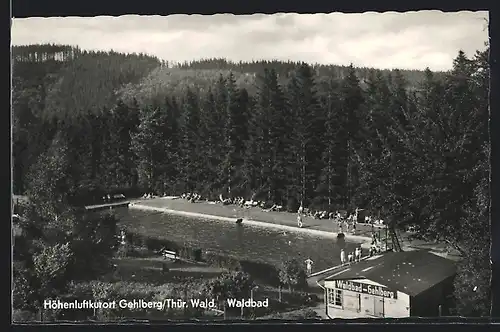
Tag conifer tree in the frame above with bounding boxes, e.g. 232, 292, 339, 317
131, 105, 167, 192
317, 78, 343, 210
178, 88, 202, 193
338, 64, 364, 209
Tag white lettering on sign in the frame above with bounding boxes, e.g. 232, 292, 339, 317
335, 280, 397, 299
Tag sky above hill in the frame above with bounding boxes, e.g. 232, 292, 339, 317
12, 11, 489, 71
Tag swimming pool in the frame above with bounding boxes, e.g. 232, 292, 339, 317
114, 208, 360, 273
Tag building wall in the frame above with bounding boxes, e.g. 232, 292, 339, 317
357, 278, 410, 318
384, 291, 410, 317
324, 278, 410, 318
410, 276, 455, 317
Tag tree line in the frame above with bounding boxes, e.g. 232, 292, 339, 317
11, 44, 442, 196
12, 44, 490, 316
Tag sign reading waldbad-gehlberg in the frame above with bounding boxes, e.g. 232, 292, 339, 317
335, 280, 397, 299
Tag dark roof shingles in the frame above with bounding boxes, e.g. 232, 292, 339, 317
325, 250, 456, 296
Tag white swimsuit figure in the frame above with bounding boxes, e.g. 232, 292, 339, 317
355, 247, 361, 262
340, 249, 346, 266
297, 214, 303, 228
348, 252, 353, 264
120, 230, 126, 245
305, 258, 313, 275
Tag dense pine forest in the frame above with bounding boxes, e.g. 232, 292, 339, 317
12, 43, 490, 317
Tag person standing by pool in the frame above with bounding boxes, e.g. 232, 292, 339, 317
305, 258, 313, 275
297, 214, 303, 228
336, 213, 343, 233
355, 247, 361, 262
332, 214, 338, 232
119, 230, 126, 245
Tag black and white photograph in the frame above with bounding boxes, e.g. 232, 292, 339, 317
11, 10, 491, 322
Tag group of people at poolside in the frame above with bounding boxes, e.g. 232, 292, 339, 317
340, 247, 363, 266
301, 246, 372, 274
102, 193, 126, 201
218, 194, 284, 211
295, 205, 385, 232
340, 240, 382, 266
369, 232, 383, 255
141, 193, 386, 242
219, 195, 251, 207
181, 192, 202, 202
295, 205, 356, 230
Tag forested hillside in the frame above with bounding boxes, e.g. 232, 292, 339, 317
176, 58, 441, 86
12, 44, 490, 316
12, 44, 162, 193
12, 43, 443, 196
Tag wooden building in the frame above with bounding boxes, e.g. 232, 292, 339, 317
323, 250, 456, 318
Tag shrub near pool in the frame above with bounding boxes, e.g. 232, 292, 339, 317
124, 231, 281, 286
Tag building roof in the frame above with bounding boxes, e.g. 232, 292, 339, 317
324, 250, 456, 297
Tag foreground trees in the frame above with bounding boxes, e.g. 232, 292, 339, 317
13, 137, 120, 319
279, 259, 308, 292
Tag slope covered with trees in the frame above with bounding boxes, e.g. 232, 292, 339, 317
12, 44, 490, 316
12, 44, 161, 193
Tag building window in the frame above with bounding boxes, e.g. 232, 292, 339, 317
328, 289, 343, 307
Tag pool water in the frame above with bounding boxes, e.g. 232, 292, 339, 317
114, 208, 360, 273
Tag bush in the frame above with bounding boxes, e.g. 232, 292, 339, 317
201, 271, 254, 301
144, 237, 165, 252
239, 260, 280, 286
192, 248, 202, 261
178, 246, 204, 261
203, 252, 280, 286
204, 251, 243, 270
279, 259, 308, 292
